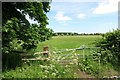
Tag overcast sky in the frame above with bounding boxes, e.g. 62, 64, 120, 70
45, 0, 119, 33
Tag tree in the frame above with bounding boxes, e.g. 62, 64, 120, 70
2, 2, 50, 26
2, 2, 53, 52
2, 2, 53, 70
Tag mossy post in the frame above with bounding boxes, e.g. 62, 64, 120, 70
43, 46, 49, 57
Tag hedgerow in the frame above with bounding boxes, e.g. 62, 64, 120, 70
96, 29, 120, 65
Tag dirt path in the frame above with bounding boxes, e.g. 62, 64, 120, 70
58, 57, 96, 78
76, 69, 95, 78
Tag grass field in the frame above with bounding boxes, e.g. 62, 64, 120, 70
36, 35, 101, 52
35, 35, 101, 56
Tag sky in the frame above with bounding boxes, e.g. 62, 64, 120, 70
27, 0, 120, 33
45, 0, 119, 33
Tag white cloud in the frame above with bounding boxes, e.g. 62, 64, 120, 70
77, 13, 86, 19
93, 0, 120, 14
54, 12, 71, 21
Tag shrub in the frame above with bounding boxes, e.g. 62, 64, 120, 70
96, 29, 120, 65
78, 55, 101, 77
2, 52, 22, 71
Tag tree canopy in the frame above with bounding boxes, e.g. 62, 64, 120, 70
2, 2, 50, 26
2, 2, 53, 53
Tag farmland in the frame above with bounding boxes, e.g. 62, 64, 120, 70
36, 35, 101, 52
2, 35, 120, 78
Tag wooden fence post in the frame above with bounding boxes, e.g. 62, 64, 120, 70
43, 46, 49, 57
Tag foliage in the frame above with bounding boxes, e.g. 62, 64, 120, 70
2, 17, 53, 69
2, 2, 53, 70
53, 32, 78, 36
2, 2, 50, 26
96, 29, 120, 65
2, 54, 76, 78
2, 63, 75, 78
78, 56, 101, 76
2, 17, 53, 52
2, 52, 22, 71
53, 32, 102, 36
78, 56, 118, 77
2, 2, 52, 52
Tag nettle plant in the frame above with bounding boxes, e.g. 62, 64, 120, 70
96, 29, 120, 65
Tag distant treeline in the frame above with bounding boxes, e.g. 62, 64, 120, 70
53, 32, 103, 36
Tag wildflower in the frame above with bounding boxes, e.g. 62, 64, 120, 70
53, 51, 56, 54
57, 59, 60, 62
65, 65, 69, 67
74, 53, 77, 55
44, 76, 47, 78
44, 70, 49, 73
73, 59, 77, 61
63, 72, 65, 74
66, 49, 68, 51
52, 59, 55, 61
46, 58, 50, 61
40, 65, 44, 68
70, 62, 74, 64
52, 73, 56, 76
62, 57, 65, 59
55, 69, 58, 74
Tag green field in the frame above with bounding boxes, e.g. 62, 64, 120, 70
36, 35, 101, 51
35, 35, 101, 56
